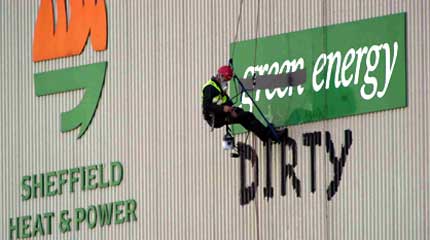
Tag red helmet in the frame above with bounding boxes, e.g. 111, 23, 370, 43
217, 65, 234, 81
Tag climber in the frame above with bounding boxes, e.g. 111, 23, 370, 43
202, 65, 282, 142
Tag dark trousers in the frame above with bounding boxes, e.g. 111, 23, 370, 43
205, 107, 270, 142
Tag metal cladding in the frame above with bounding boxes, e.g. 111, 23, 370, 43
0, 0, 428, 240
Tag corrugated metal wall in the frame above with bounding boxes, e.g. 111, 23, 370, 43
0, 0, 428, 239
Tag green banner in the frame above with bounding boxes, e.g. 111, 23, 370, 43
230, 13, 406, 134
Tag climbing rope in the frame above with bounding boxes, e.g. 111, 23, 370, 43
252, 1, 261, 240
231, 0, 245, 60
252, 0, 261, 74
229, 0, 266, 238
229, 0, 262, 152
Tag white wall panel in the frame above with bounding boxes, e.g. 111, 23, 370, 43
0, 0, 428, 239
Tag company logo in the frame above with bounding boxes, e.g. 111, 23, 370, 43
33, 0, 108, 138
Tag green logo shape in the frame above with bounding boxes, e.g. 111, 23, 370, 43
34, 62, 108, 138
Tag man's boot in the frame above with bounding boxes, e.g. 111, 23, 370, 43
267, 127, 288, 143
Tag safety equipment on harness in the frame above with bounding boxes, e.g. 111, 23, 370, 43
222, 126, 236, 151
222, 132, 235, 150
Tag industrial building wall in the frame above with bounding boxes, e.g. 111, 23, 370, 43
0, 0, 428, 240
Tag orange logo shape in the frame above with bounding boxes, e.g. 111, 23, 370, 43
33, 0, 107, 62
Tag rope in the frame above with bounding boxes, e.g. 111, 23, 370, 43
252, 0, 261, 71
251, 0, 261, 117
252, 2, 261, 240
321, 1, 330, 240
229, 0, 263, 239
252, 130, 260, 240
230, 1, 263, 238
250, 0, 261, 171
230, 0, 245, 106
231, 0, 245, 59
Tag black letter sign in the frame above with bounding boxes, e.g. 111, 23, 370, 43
238, 142, 259, 205
325, 130, 353, 200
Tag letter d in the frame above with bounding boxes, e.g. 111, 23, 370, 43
111, 162, 124, 187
